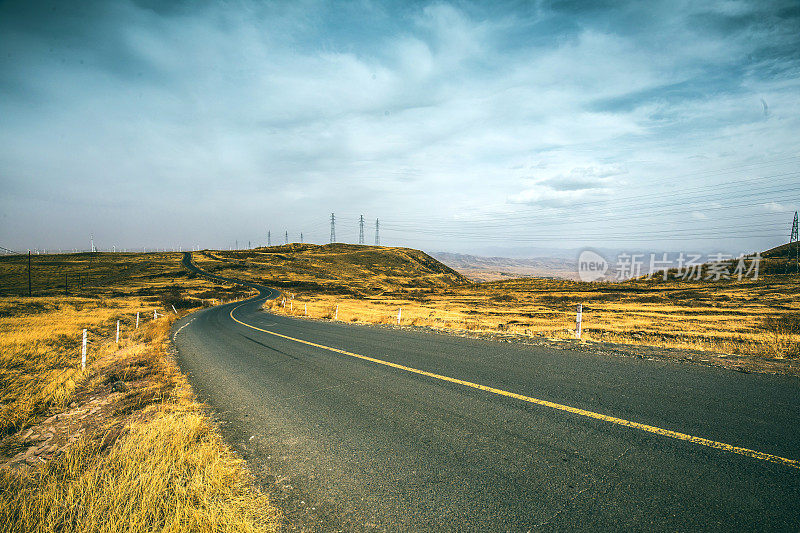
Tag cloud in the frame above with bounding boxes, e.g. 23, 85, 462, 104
763, 201, 788, 212
0, 0, 798, 252
538, 165, 627, 191
507, 187, 599, 209
509, 164, 624, 207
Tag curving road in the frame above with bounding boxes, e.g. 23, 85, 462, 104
176, 253, 800, 531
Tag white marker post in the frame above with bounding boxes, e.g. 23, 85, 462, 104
153, 310, 157, 320
397, 308, 402, 325
172, 304, 178, 315
290, 301, 293, 312
116, 320, 120, 345
334, 305, 339, 320
304, 303, 307, 316
575, 303, 583, 339
282, 298, 285, 308
81, 329, 87, 370
136, 312, 139, 329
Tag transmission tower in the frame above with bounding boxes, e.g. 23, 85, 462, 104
358, 215, 365, 244
268, 230, 271, 247
300, 233, 303, 243
790, 211, 799, 274
285, 230, 288, 245
330, 213, 336, 243
375, 218, 380, 245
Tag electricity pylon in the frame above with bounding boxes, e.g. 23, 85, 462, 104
790, 211, 799, 274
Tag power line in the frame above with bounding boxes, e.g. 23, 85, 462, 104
382, 220, 789, 239
383, 189, 800, 233
790, 211, 799, 274
366, 168, 800, 231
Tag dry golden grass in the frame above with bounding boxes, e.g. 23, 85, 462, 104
0, 251, 252, 304
267, 277, 800, 359
0, 253, 280, 532
0, 297, 148, 435
256, 244, 800, 362
193, 243, 467, 298
1, 407, 279, 532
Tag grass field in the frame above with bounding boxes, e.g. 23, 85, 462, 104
0, 242, 797, 529
206, 243, 800, 364
0, 253, 279, 532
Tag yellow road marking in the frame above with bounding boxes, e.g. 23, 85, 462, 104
229, 301, 800, 470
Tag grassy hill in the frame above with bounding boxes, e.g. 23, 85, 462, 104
759, 241, 800, 275
193, 243, 469, 297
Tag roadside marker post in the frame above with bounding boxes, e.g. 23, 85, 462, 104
290, 301, 293, 312
335, 305, 339, 320
116, 320, 120, 345
154, 310, 157, 320
136, 312, 139, 329
397, 308, 402, 325
81, 329, 87, 370
172, 304, 178, 315
304, 303, 307, 316
576, 304, 583, 339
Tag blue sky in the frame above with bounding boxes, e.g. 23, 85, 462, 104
1, 0, 799, 255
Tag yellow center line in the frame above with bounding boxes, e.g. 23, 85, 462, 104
230, 300, 800, 470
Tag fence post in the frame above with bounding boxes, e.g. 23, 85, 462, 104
136, 312, 139, 329
116, 320, 120, 345
81, 329, 87, 370
575, 303, 583, 339
397, 307, 402, 325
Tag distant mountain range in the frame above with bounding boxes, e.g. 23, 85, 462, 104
430, 252, 579, 282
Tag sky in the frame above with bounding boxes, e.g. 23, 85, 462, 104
1, 0, 799, 256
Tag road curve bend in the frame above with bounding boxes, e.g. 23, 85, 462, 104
174, 252, 800, 531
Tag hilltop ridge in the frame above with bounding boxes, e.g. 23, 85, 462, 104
193, 243, 469, 297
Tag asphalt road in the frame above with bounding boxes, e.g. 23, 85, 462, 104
176, 254, 800, 531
